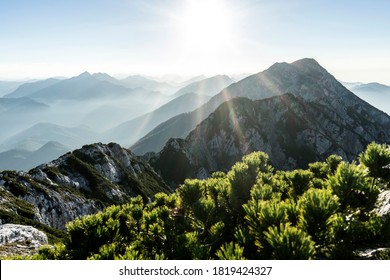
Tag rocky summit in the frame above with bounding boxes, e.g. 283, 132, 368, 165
0, 142, 171, 231
131, 58, 390, 155
148, 59, 390, 186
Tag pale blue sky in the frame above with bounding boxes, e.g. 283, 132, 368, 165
1, 0, 389, 83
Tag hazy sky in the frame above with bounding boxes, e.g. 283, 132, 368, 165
1, 0, 390, 83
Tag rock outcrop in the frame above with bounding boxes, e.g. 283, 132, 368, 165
0, 223, 48, 258
377, 190, 390, 216
0, 142, 171, 231
0, 224, 48, 247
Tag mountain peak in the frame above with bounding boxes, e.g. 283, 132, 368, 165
266, 58, 325, 76
132, 57, 390, 156
92, 72, 113, 79
291, 58, 328, 75
292, 57, 320, 66
38, 141, 68, 150
171, 74, 234, 98
149, 86, 390, 185
77, 71, 91, 78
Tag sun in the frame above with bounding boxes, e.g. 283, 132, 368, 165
175, 0, 235, 53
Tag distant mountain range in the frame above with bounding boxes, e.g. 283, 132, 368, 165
0, 84, 216, 171
5, 72, 143, 102
0, 141, 70, 171
170, 75, 234, 98
104, 92, 211, 147
342, 82, 390, 115
0, 122, 102, 171
4, 78, 62, 99
0, 97, 50, 143
0, 80, 30, 97
0, 122, 98, 152
0, 96, 48, 113
0, 73, 236, 171
1, 72, 170, 134
120, 75, 177, 95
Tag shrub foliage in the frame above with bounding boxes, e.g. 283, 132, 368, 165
35, 143, 390, 260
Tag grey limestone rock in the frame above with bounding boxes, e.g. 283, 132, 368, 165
0, 224, 48, 247
376, 190, 390, 216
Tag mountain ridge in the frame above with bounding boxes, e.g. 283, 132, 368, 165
105, 92, 211, 147
170, 74, 234, 98
142, 58, 390, 185
344, 81, 390, 115
131, 58, 390, 155
0, 142, 171, 231
4, 72, 166, 103
149, 92, 390, 186
0, 122, 99, 153
4, 78, 62, 99
0, 141, 70, 172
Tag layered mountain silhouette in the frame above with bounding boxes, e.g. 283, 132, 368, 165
345, 82, 390, 115
170, 75, 234, 98
0, 141, 70, 171
0, 96, 48, 113
4, 72, 166, 102
120, 75, 177, 95
104, 92, 211, 147
0, 73, 240, 171
4, 78, 62, 99
0, 80, 33, 97
0, 97, 50, 143
0, 123, 98, 152
10, 72, 134, 102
